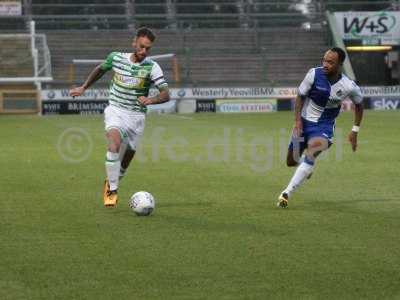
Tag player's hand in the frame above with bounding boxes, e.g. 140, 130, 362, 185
69, 86, 85, 98
348, 131, 358, 152
138, 96, 153, 106
292, 120, 303, 138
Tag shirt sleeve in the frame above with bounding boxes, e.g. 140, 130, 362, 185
100, 52, 117, 71
348, 81, 363, 104
150, 62, 168, 91
298, 68, 315, 96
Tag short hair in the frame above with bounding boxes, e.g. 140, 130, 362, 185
136, 27, 156, 42
330, 47, 346, 64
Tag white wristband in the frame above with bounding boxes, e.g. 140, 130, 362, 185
352, 125, 360, 133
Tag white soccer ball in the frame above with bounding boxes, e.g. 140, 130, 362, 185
129, 191, 155, 216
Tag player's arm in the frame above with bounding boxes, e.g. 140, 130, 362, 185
138, 62, 170, 105
348, 103, 363, 152
153, 87, 170, 104
139, 87, 170, 106
69, 65, 107, 97
293, 94, 305, 138
69, 52, 114, 97
348, 83, 364, 152
293, 68, 314, 138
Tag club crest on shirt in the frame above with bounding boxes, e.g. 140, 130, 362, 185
138, 69, 149, 77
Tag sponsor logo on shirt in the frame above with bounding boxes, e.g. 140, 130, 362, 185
114, 74, 143, 87
326, 97, 342, 107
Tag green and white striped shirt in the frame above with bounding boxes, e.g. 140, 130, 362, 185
100, 52, 168, 113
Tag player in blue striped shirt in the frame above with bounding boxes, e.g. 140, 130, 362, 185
278, 47, 364, 208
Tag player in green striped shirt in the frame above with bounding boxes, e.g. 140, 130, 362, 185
70, 27, 170, 207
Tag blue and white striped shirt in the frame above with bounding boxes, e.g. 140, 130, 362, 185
298, 67, 362, 123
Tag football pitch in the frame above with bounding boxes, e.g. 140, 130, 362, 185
1, 110, 399, 299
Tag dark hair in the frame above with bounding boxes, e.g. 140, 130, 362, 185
136, 27, 156, 42
330, 47, 346, 64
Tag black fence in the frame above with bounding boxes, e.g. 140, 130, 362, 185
1, 1, 397, 31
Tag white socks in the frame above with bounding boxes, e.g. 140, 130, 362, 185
284, 157, 314, 196
105, 151, 120, 191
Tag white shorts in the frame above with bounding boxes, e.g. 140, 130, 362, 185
104, 105, 145, 151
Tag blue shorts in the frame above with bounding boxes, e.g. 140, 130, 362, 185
288, 119, 335, 155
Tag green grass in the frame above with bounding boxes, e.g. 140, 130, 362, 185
1, 111, 399, 299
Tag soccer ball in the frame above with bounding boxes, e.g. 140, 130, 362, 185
129, 191, 155, 216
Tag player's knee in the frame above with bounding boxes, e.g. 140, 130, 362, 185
312, 150, 322, 159
106, 132, 122, 153
308, 147, 326, 159
108, 145, 119, 153
107, 140, 122, 153
286, 151, 299, 167
286, 157, 298, 167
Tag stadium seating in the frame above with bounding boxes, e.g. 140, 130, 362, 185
6, 0, 395, 87
0, 37, 33, 77
324, 0, 397, 11
44, 25, 327, 87
24, 0, 315, 30
0, 17, 27, 32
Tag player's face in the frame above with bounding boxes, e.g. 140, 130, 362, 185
132, 36, 153, 62
322, 50, 341, 76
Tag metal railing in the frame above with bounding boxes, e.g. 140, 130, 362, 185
323, 0, 399, 12
3, 0, 325, 30
1, 1, 396, 32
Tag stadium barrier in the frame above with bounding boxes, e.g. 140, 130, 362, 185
0, 21, 53, 114
0, 89, 40, 114
0, 76, 52, 115
39, 86, 400, 115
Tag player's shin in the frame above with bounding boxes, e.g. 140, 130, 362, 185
118, 142, 128, 180
105, 151, 120, 191
283, 156, 314, 196
119, 167, 127, 180
119, 148, 136, 180
118, 142, 127, 161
